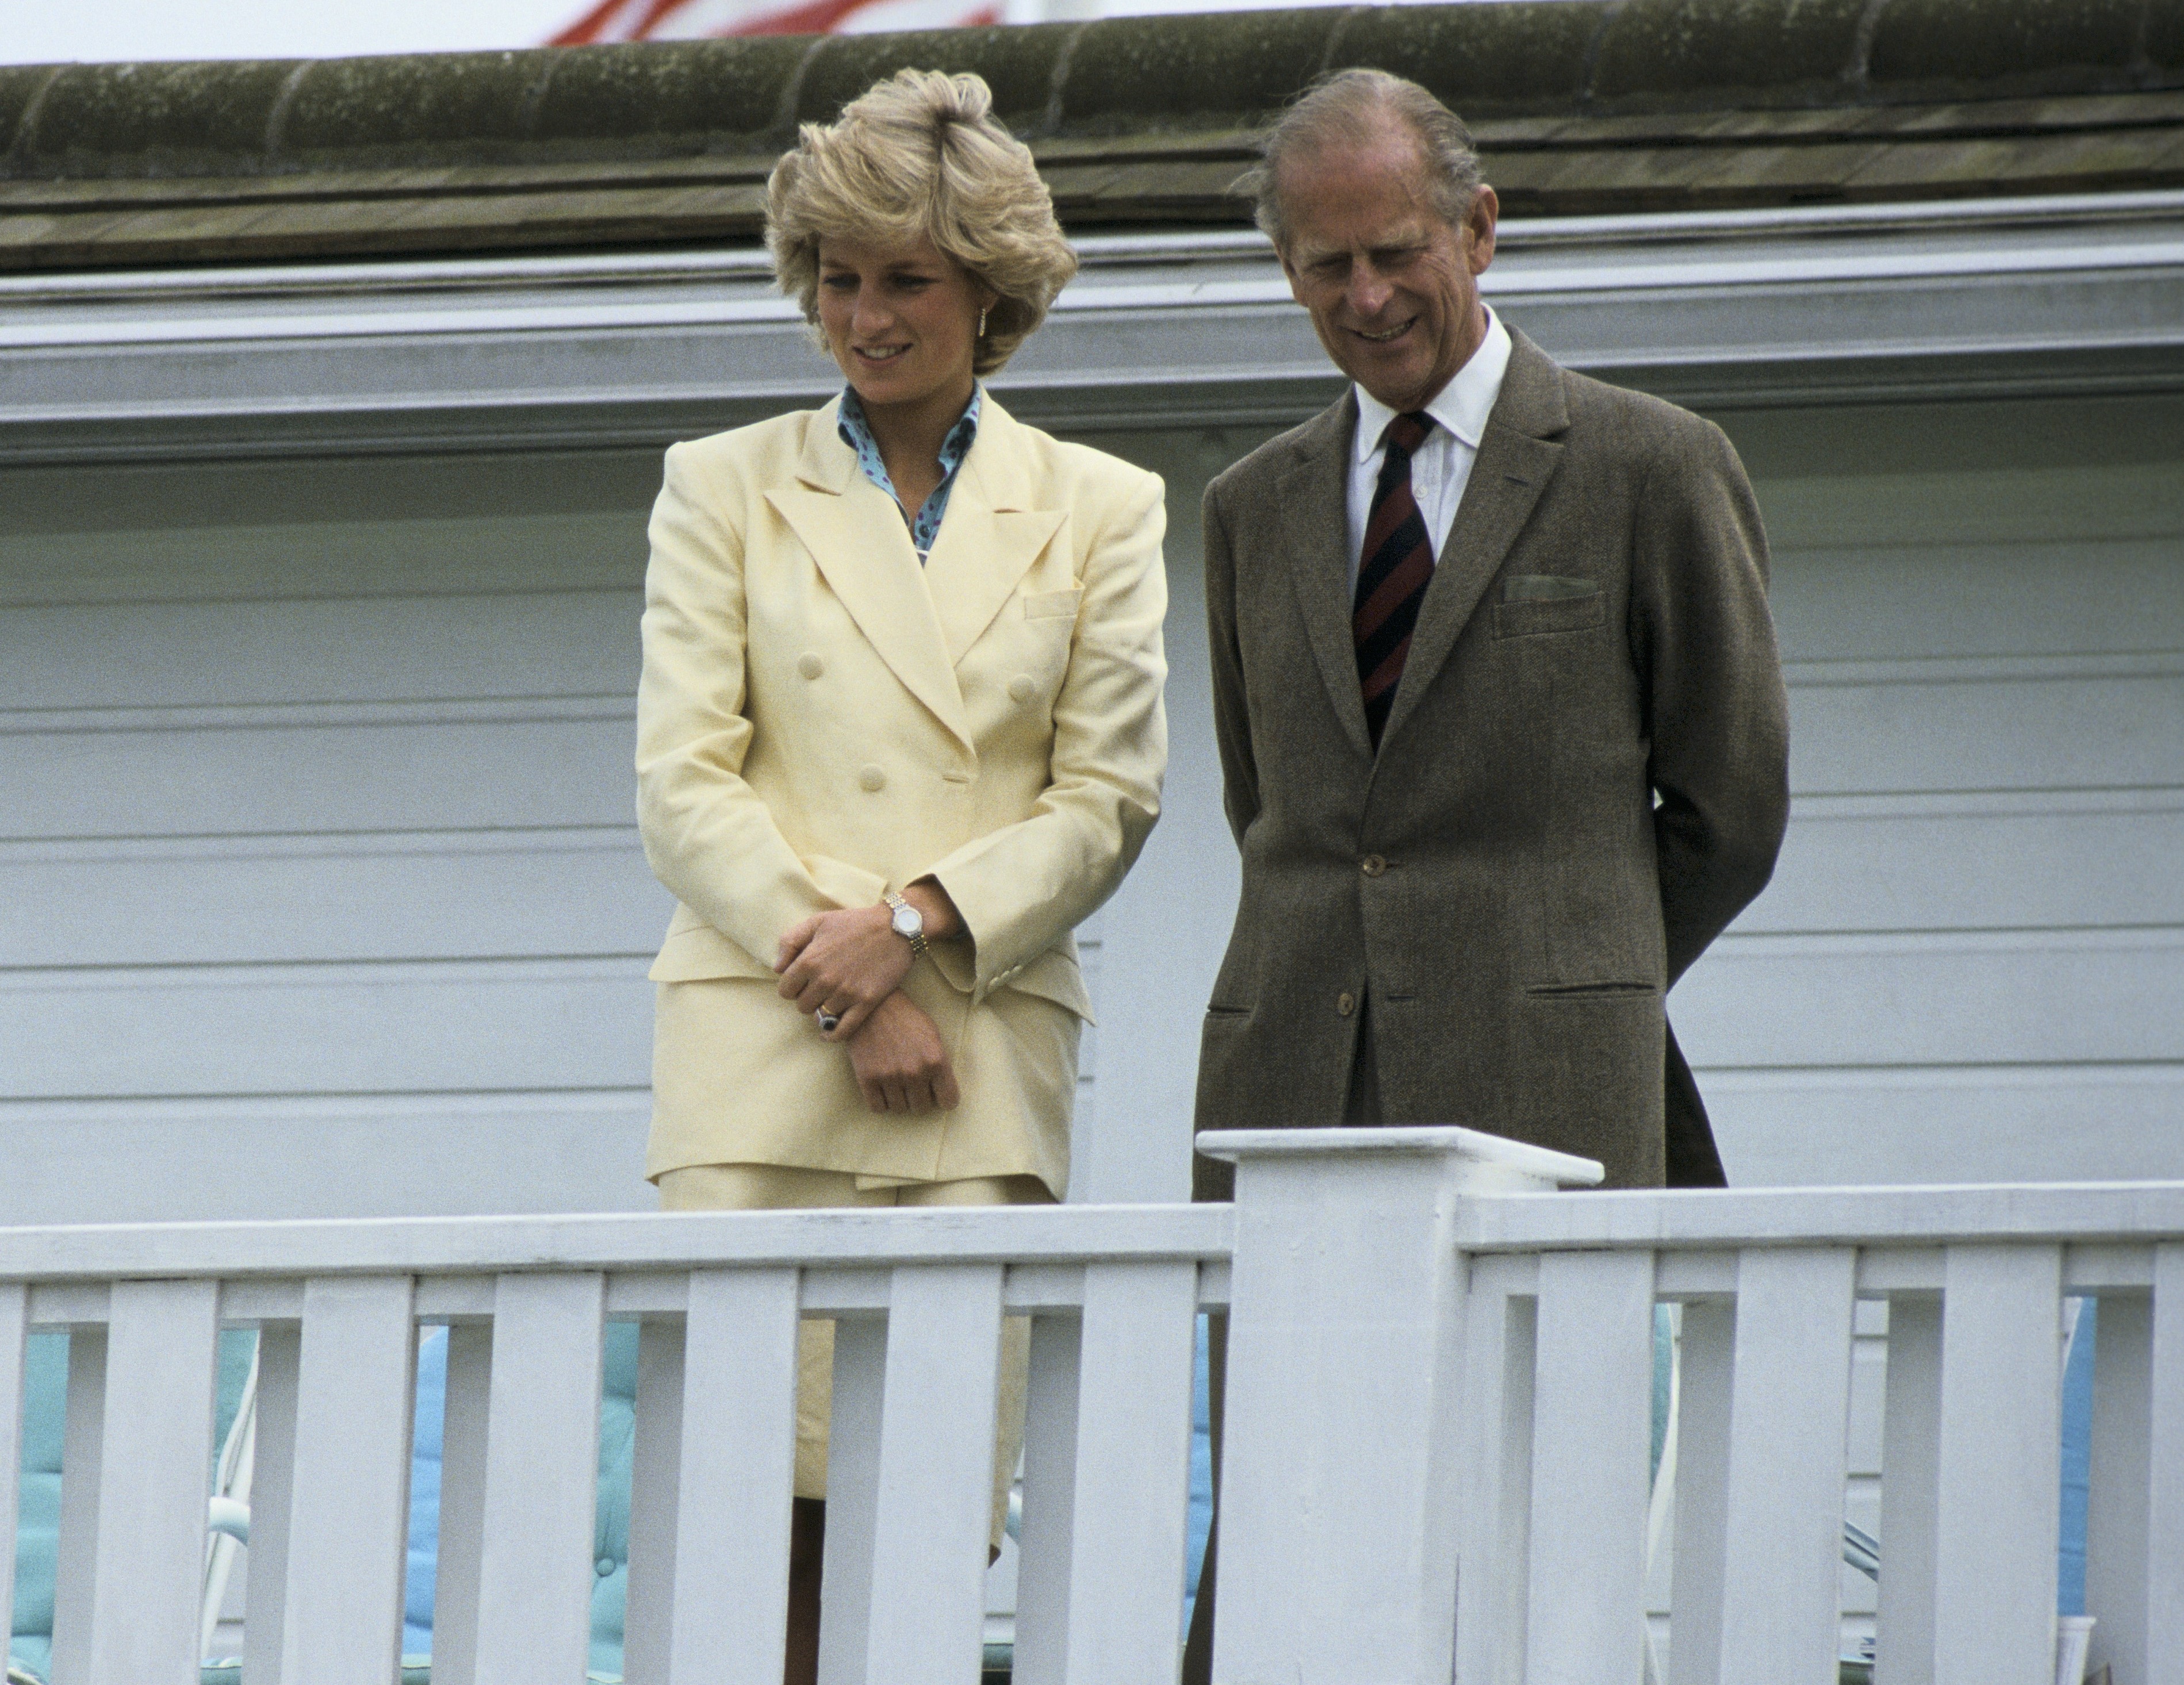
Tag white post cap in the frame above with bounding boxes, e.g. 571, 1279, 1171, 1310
1195, 1124, 1606, 1187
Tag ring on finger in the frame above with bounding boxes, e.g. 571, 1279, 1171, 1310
815, 1007, 841, 1034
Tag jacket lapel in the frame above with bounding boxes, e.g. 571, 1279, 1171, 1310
1278, 393, 1374, 759
923, 397, 1068, 664
1379, 331, 1570, 750
764, 402, 973, 750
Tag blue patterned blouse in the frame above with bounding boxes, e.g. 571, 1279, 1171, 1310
836, 386, 983, 563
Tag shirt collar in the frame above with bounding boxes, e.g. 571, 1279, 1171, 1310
1352, 305, 1514, 463
837, 384, 983, 480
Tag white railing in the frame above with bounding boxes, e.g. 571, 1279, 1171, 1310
1433, 1170, 2184, 1685
0, 1129, 2177, 1685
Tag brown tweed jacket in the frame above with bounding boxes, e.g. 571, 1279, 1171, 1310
1193, 331, 1790, 1192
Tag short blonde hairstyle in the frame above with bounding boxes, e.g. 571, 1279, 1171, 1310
767, 70, 1077, 378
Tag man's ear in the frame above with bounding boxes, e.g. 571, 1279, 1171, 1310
1278, 247, 1309, 306
1465, 185, 1500, 277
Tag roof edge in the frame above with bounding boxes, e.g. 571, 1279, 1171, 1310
5, 0, 2181, 182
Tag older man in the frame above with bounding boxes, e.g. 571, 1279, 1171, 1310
1194, 70, 1788, 1194
1181, 70, 1788, 1678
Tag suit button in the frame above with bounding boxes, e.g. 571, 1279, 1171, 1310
857, 765, 886, 792
797, 653, 823, 680
1361, 855, 1387, 878
1007, 674, 1037, 703
1336, 991, 1357, 1016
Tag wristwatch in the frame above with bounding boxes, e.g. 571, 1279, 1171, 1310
884, 892, 931, 960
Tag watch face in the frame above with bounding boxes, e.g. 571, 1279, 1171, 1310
892, 903, 921, 938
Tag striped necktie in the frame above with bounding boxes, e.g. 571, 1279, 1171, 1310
1353, 411, 1436, 749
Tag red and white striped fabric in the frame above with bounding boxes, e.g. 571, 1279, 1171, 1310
552, 0, 1001, 42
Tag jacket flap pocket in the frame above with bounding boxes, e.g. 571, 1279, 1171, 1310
1494, 591, 1606, 638
1503, 573, 1599, 602
649, 922, 776, 983
1024, 588, 1083, 620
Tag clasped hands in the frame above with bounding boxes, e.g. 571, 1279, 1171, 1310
774, 881, 963, 1116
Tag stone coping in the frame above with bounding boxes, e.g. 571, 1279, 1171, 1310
1, 0, 2179, 267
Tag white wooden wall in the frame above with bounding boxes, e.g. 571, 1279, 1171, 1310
1685, 394, 2184, 1187
0, 450, 672, 1221
2, 390, 2177, 1223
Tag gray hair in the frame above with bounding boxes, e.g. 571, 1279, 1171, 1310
1239, 69, 1483, 251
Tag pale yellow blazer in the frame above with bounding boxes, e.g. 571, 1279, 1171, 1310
636, 393, 1168, 1195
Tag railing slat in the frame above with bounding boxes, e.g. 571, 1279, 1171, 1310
278, 1277, 418, 1685
2149, 1243, 2184, 1685
862, 1264, 1005, 1685
2086, 1245, 2184, 1685
431, 1322, 493, 1685
1454, 1261, 1535, 1685
1056, 1261, 1197, 1685
473, 1273, 605, 1685
1932, 1245, 2062, 1685
1526, 1250, 1656, 1685
1668, 1299, 1734, 1685
2086, 1288, 2151, 1685
667, 1269, 802, 1685
816, 1315, 887, 1685
49, 1326, 106, 1685
87, 1279, 222, 1685
0, 1284, 26, 1660
243, 1325, 301, 1685
622, 1318, 685, 1685
1717, 1250, 1856, 1685
1011, 1311, 1083, 1685
1875, 1296, 1942, 1685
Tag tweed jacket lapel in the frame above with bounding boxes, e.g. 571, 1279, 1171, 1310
1277, 391, 1373, 759
764, 401, 974, 751
1379, 330, 1570, 750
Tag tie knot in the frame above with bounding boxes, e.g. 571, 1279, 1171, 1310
1382, 412, 1434, 458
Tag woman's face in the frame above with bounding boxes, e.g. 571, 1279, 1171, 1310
815, 235, 992, 414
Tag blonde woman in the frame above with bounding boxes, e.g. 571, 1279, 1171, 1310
634, 68, 1168, 1682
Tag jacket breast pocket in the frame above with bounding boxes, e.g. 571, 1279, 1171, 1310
1493, 589, 1605, 639
1024, 588, 1083, 620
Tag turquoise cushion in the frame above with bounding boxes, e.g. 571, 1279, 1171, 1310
589, 1322, 639, 1679
10, 1333, 67, 1680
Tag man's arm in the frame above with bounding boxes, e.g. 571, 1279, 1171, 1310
1202, 479, 1262, 850
1632, 419, 1792, 986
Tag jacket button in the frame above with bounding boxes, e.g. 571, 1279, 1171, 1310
1361, 855, 1387, 877
858, 765, 886, 792
797, 652, 823, 680
1007, 674, 1036, 703
1336, 991, 1357, 1016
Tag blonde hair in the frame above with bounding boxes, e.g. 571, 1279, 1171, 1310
766, 70, 1077, 378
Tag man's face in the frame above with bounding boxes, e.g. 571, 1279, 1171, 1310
1275, 120, 1499, 414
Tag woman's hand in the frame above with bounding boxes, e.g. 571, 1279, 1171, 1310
775, 880, 966, 1041
846, 993, 961, 1114
774, 904, 913, 1039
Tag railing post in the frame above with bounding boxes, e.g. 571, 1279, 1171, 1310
1197, 1126, 1600, 1685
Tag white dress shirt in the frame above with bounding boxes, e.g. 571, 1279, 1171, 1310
1346, 306, 1514, 596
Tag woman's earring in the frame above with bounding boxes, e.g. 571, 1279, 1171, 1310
978, 306, 988, 338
